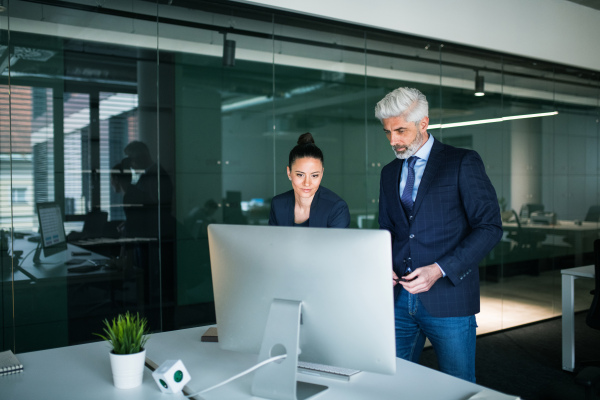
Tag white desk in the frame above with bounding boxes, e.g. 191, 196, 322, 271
3, 326, 517, 400
561, 265, 595, 371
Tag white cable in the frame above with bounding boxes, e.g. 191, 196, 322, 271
185, 354, 287, 399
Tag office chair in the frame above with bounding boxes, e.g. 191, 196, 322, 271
562, 205, 599, 252
585, 206, 600, 223
67, 210, 108, 241
506, 210, 546, 251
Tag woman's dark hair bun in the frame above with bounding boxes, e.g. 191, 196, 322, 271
297, 132, 315, 145
288, 132, 323, 167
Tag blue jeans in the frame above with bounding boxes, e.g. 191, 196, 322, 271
394, 289, 477, 382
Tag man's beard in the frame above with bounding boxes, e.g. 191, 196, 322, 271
393, 128, 424, 160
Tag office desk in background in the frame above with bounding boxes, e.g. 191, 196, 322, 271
2, 237, 142, 350
502, 220, 599, 265
3, 326, 518, 400
561, 265, 595, 372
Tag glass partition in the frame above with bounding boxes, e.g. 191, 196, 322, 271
0, 0, 598, 353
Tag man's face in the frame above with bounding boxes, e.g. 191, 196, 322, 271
382, 115, 429, 159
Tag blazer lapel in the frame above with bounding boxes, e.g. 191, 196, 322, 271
390, 158, 408, 224
412, 139, 444, 216
308, 188, 322, 227
286, 192, 295, 226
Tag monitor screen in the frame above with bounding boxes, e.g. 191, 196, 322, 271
36, 202, 68, 258
208, 224, 396, 399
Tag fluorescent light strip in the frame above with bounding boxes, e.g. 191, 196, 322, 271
428, 111, 558, 129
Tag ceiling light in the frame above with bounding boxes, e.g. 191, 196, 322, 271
428, 111, 558, 130
474, 73, 485, 97
222, 33, 236, 67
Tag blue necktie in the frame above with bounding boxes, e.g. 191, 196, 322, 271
401, 156, 418, 212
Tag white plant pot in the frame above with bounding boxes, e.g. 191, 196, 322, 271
109, 348, 146, 389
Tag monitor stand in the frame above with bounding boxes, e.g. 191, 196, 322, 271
32, 243, 79, 266
252, 299, 328, 400
32, 242, 43, 265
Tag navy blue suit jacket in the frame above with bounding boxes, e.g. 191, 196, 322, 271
269, 186, 350, 228
379, 138, 502, 317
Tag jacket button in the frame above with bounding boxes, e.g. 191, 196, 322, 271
409, 234, 415, 239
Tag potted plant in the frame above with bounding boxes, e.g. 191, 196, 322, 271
95, 311, 150, 389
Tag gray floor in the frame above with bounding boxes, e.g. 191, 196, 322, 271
478, 268, 594, 335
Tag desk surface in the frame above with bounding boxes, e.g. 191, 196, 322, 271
502, 220, 599, 233
3, 326, 518, 400
561, 265, 595, 278
4, 237, 111, 284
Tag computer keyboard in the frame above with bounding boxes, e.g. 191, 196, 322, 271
67, 264, 102, 273
297, 361, 360, 381
65, 258, 86, 265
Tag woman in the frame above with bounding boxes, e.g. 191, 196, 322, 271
269, 132, 350, 228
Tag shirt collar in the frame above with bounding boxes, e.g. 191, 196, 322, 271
414, 132, 434, 161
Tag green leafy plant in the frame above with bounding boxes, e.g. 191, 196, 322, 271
95, 311, 150, 355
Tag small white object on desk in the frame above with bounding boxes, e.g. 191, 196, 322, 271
152, 359, 191, 394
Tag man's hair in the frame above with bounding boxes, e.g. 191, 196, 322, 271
374, 87, 428, 123
124, 140, 153, 167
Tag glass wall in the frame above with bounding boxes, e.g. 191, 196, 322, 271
0, 0, 598, 352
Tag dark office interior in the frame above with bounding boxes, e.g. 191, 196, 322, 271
0, 1, 599, 398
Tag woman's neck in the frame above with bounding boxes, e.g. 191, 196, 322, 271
295, 194, 314, 209
294, 194, 313, 224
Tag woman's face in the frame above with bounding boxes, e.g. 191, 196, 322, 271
287, 157, 324, 200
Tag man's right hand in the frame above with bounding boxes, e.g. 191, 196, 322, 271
393, 271, 400, 286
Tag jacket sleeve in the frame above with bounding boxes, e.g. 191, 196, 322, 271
437, 151, 503, 286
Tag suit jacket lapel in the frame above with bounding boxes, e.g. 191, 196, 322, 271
308, 187, 322, 227
286, 192, 295, 226
412, 139, 444, 216
390, 158, 408, 224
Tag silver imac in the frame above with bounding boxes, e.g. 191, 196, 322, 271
207, 224, 396, 400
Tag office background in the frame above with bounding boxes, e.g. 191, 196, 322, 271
1, 0, 599, 353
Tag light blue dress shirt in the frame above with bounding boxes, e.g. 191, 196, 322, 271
399, 133, 446, 276
399, 133, 434, 202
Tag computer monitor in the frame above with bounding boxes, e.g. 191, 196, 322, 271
207, 224, 396, 400
519, 203, 544, 219
34, 202, 68, 263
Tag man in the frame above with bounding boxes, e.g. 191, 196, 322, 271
124, 140, 176, 328
375, 87, 502, 382
124, 140, 173, 219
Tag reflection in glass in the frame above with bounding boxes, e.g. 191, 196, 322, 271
0, 0, 597, 353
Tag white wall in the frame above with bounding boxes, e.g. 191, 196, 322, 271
236, 0, 600, 72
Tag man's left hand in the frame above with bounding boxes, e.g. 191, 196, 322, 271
399, 264, 443, 294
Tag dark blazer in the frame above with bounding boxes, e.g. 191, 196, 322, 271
379, 138, 502, 317
269, 186, 350, 228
